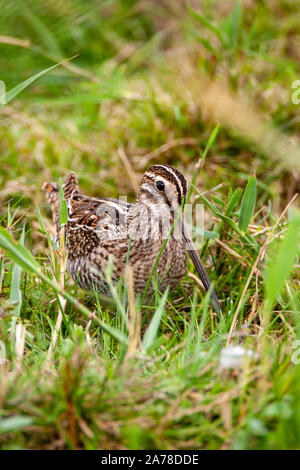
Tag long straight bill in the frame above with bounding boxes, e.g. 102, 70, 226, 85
181, 222, 222, 314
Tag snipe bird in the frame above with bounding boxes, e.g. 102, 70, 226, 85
43, 165, 221, 312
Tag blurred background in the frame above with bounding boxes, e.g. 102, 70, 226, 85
1, 0, 300, 450
1, 0, 299, 219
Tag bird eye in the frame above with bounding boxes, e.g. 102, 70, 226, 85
156, 181, 165, 191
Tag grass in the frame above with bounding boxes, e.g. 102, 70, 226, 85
0, 0, 300, 450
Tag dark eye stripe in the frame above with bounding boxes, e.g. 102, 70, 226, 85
176, 171, 187, 197
161, 165, 187, 198
160, 165, 184, 202
148, 165, 184, 205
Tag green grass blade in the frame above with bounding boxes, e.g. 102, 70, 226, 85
59, 180, 68, 227
10, 227, 25, 319
196, 36, 221, 59
238, 176, 257, 233
186, 124, 219, 205
187, 3, 225, 45
228, 0, 242, 51
142, 288, 169, 351
202, 124, 220, 161
225, 188, 243, 216
191, 226, 218, 239
0, 228, 40, 274
265, 212, 300, 310
35, 203, 47, 235
0, 416, 35, 436
10, 263, 22, 317
1, 59, 74, 107
194, 186, 257, 248
0, 257, 3, 292
17, 0, 63, 57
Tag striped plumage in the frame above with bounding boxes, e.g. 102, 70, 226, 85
43, 165, 221, 310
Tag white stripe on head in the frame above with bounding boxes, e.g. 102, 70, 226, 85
157, 165, 184, 198
146, 165, 187, 204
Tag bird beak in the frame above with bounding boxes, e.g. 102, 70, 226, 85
181, 220, 222, 314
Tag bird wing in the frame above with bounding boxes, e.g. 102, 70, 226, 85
67, 193, 131, 243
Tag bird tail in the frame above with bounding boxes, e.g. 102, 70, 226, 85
42, 181, 61, 234
42, 172, 79, 233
